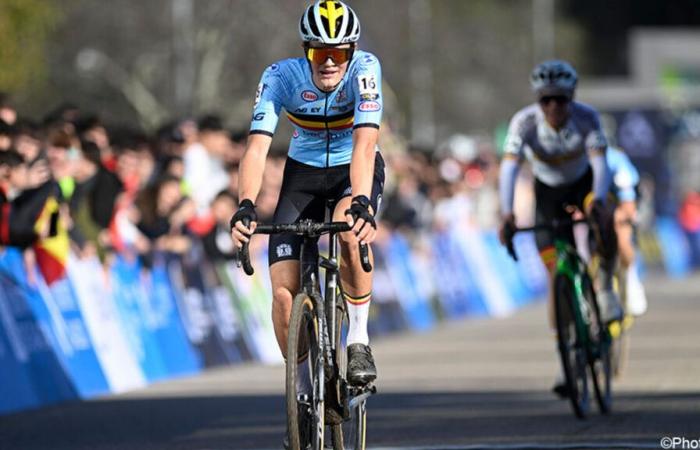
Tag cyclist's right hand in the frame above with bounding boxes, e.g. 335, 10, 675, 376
498, 214, 516, 246
230, 199, 258, 249
499, 214, 518, 260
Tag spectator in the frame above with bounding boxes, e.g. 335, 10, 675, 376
202, 190, 238, 262
0, 93, 17, 126
13, 120, 42, 163
134, 174, 195, 255
0, 120, 14, 151
75, 114, 113, 168
70, 140, 123, 259
183, 115, 230, 214
0, 150, 55, 249
45, 128, 78, 200
227, 129, 248, 166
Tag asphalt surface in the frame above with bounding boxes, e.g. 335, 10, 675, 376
1, 274, 698, 450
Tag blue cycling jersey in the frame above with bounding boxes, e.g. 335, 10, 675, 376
250, 50, 383, 168
607, 146, 640, 202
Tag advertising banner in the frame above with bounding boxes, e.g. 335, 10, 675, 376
110, 255, 169, 382
67, 254, 147, 393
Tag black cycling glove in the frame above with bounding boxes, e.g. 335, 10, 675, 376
229, 199, 258, 233
345, 195, 376, 230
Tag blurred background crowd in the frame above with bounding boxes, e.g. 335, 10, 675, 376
2, 0, 700, 278
0, 95, 507, 278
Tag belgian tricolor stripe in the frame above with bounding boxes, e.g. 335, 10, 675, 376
286, 110, 354, 131
344, 292, 372, 306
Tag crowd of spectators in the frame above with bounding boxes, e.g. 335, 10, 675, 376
0, 94, 254, 271
0, 92, 508, 277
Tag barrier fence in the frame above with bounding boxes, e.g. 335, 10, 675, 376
0, 216, 696, 414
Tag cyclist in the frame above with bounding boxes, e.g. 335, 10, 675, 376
606, 146, 647, 316
498, 60, 623, 356
230, 0, 383, 396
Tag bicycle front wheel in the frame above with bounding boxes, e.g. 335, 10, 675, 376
331, 302, 367, 450
287, 293, 324, 450
554, 274, 590, 419
582, 272, 613, 414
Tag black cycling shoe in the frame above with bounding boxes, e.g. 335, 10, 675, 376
347, 343, 377, 385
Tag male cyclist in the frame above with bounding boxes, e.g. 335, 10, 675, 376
230, 0, 383, 392
498, 61, 624, 389
606, 146, 647, 316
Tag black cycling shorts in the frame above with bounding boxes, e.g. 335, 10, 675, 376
534, 168, 592, 251
268, 152, 385, 266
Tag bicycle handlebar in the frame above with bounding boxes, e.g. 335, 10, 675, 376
504, 218, 589, 261
237, 220, 372, 275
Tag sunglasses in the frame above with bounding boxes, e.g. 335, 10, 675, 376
539, 95, 571, 105
305, 46, 354, 65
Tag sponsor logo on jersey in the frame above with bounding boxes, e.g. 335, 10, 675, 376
301, 90, 318, 102
358, 101, 381, 112
276, 244, 293, 258
336, 87, 348, 103
330, 130, 353, 140
254, 83, 266, 107
360, 93, 379, 101
330, 103, 352, 112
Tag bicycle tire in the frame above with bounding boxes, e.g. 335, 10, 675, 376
581, 272, 613, 414
610, 268, 630, 378
331, 301, 367, 450
287, 293, 324, 450
554, 273, 590, 419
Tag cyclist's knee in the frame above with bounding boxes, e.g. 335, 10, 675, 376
272, 287, 293, 326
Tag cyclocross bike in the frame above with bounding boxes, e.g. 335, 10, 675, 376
504, 216, 613, 419
239, 214, 375, 450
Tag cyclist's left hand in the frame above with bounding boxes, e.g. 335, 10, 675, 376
345, 195, 377, 245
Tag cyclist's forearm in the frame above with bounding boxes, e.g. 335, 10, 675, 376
238, 134, 272, 204
350, 127, 378, 203
499, 156, 520, 216
589, 149, 610, 202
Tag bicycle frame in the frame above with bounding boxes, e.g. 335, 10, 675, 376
554, 238, 594, 351
300, 228, 351, 383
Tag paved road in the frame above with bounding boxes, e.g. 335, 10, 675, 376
1, 274, 699, 450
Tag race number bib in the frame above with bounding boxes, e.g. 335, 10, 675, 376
357, 74, 379, 101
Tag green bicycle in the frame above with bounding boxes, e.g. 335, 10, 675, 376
505, 217, 612, 419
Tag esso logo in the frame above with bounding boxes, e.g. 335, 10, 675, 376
358, 101, 381, 112
301, 90, 318, 102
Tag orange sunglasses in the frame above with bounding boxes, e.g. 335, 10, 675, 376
305, 46, 355, 65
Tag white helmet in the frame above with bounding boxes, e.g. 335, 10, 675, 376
530, 60, 578, 97
299, 1, 361, 45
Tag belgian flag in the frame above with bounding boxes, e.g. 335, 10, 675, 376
1, 181, 70, 285
32, 195, 70, 285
